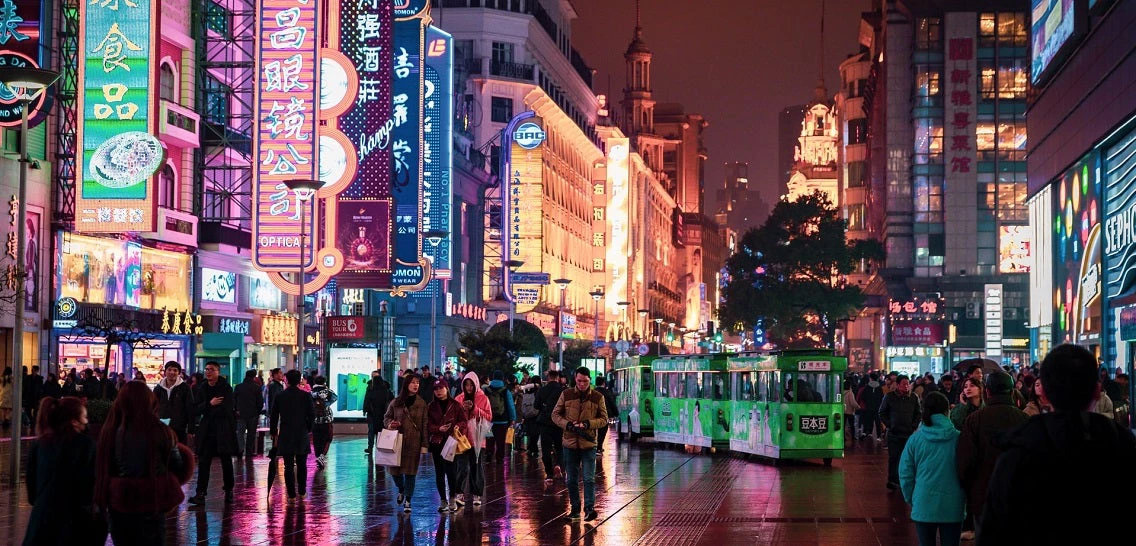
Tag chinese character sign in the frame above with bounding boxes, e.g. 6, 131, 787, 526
509, 117, 545, 314
0, 0, 49, 128
416, 25, 452, 298
253, 0, 320, 270
943, 13, 978, 272
389, 19, 425, 286
75, 0, 158, 232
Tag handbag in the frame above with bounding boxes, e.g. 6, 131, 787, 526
452, 428, 472, 455
373, 444, 402, 467
441, 435, 458, 462
108, 473, 184, 514
504, 426, 515, 445
376, 428, 402, 452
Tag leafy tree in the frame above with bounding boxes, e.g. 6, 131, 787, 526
558, 340, 596, 373
457, 327, 522, 379
719, 191, 885, 348
486, 319, 550, 361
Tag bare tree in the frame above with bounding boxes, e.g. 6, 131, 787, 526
68, 314, 159, 399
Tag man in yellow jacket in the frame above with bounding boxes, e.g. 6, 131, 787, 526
552, 367, 609, 522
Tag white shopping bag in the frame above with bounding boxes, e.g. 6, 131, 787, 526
374, 444, 402, 467
441, 435, 458, 462
377, 428, 402, 452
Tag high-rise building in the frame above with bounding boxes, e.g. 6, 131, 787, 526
785, 82, 840, 206
716, 161, 768, 235
778, 105, 807, 186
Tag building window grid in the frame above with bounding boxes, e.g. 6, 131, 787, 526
916, 17, 942, 51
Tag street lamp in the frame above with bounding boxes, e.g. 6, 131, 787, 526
554, 278, 571, 371
506, 259, 524, 334
589, 289, 604, 346
0, 66, 60, 487
616, 301, 630, 340
637, 308, 648, 340
284, 178, 321, 372
424, 230, 448, 373
653, 318, 663, 355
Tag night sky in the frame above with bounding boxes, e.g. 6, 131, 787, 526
572, 0, 870, 216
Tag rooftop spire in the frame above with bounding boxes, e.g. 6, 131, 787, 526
814, 0, 828, 102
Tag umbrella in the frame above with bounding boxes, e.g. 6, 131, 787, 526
266, 446, 279, 499
470, 417, 491, 458
952, 357, 1003, 376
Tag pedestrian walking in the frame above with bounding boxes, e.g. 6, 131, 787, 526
1, 367, 13, 427
483, 370, 516, 462
269, 370, 316, 501
154, 361, 194, 445
95, 382, 195, 545
234, 369, 264, 458
310, 376, 338, 468
978, 345, 1136, 545
384, 373, 428, 513
856, 372, 885, 440
266, 368, 285, 420
188, 361, 239, 505
426, 378, 467, 512
41, 374, 62, 401
24, 396, 104, 546
23, 365, 44, 427
364, 369, 394, 455
842, 379, 860, 444
552, 367, 609, 522
535, 369, 566, 483
592, 376, 617, 454
454, 371, 490, 507
898, 392, 965, 546
519, 377, 541, 456
955, 371, 1028, 541
879, 374, 922, 491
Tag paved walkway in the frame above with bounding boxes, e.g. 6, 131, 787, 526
0, 434, 917, 545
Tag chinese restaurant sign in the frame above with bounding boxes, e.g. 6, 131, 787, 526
75, 0, 160, 232
252, 0, 321, 270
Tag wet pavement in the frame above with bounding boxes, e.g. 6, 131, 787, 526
0, 433, 918, 545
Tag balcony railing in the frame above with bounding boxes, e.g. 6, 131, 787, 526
490, 60, 534, 81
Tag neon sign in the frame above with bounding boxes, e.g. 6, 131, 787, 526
606, 138, 630, 317
252, 0, 321, 270
508, 115, 546, 314
389, 19, 425, 288
75, 0, 158, 232
415, 25, 453, 299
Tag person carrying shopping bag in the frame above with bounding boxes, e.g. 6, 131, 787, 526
426, 379, 468, 512
453, 371, 491, 507
383, 373, 428, 513
898, 391, 966, 546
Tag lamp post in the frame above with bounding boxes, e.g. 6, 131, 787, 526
0, 66, 59, 487
506, 259, 524, 335
284, 179, 321, 372
637, 308, 648, 341
589, 289, 604, 347
424, 230, 448, 372
668, 322, 676, 349
616, 301, 630, 340
653, 318, 663, 354
553, 278, 571, 370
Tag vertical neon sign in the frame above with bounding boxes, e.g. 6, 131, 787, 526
252, 0, 320, 270
606, 138, 630, 317
389, 18, 425, 287
75, 0, 159, 232
418, 25, 452, 297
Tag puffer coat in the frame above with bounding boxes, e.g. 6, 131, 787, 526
551, 386, 609, 450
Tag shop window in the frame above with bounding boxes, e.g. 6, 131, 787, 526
159, 62, 176, 103
56, 234, 191, 311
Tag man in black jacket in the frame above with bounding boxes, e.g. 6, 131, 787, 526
266, 368, 285, 420
188, 362, 239, 505
592, 376, 618, 454
534, 369, 565, 483
878, 374, 921, 490
363, 369, 393, 455
154, 361, 194, 444
271, 369, 316, 501
234, 369, 264, 458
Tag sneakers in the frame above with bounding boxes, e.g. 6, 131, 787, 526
187, 494, 206, 505
438, 503, 451, 512
403, 501, 411, 513
449, 499, 458, 512
224, 490, 234, 503
960, 531, 975, 541
454, 494, 466, 506
396, 493, 405, 505
584, 510, 598, 522
472, 495, 482, 506
553, 465, 563, 478
316, 454, 327, 468
566, 510, 582, 520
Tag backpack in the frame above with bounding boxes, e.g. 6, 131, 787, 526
314, 392, 329, 418
521, 391, 538, 419
486, 387, 507, 421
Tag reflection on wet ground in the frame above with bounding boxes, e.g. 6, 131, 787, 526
0, 434, 916, 544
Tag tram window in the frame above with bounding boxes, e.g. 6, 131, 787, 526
655, 374, 666, 397
755, 372, 767, 402
737, 372, 753, 401
669, 373, 684, 398
711, 375, 725, 400
796, 373, 830, 402
641, 369, 652, 392
686, 373, 702, 398
769, 372, 781, 402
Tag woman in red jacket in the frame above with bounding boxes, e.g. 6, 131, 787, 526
453, 371, 491, 506
426, 378, 468, 512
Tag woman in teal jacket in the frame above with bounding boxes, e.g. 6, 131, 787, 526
899, 391, 966, 546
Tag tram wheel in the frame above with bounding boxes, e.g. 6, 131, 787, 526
823, 457, 833, 467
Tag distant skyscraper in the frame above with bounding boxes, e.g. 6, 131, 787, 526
779, 105, 806, 185
785, 83, 840, 206
716, 161, 769, 234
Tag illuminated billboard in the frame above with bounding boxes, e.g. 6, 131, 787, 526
389, 19, 426, 288
509, 116, 545, 313
998, 225, 1032, 274
1031, 0, 1083, 84
0, 0, 49, 127
1104, 124, 1136, 301
252, 0, 321, 270
1052, 152, 1100, 345
75, 0, 160, 232
605, 138, 630, 317
417, 25, 453, 298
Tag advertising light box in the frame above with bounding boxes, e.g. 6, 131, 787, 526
1031, 0, 1084, 84
327, 347, 378, 419
202, 267, 237, 303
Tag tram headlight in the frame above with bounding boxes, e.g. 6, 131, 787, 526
786, 413, 793, 431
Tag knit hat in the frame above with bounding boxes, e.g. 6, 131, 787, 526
985, 371, 1015, 395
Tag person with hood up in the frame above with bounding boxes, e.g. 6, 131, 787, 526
309, 376, 338, 468
453, 371, 491, 507
898, 391, 966, 546
482, 370, 516, 462
977, 345, 1136, 545
154, 361, 194, 444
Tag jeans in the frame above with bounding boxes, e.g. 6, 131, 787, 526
456, 449, 484, 496
563, 447, 597, 512
196, 448, 234, 496
886, 434, 909, 486
596, 426, 609, 451
237, 415, 259, 456
914, 521, 962, 546
110, 510, 165, 546
391, 472, 418, 499
540, 424, 563, 478
431, 451, 458, 502
283, 453, 308, 497
367, 416, 381, 450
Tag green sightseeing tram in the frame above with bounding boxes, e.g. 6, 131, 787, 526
613, 355, 657, 439
727, 349, 847, 464
652, 354, 731, 449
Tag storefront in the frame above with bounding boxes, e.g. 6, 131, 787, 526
249, 313, 298, 373
1103, 120, 1136, 375
885, 346, 946, 377
196, 316, 251, 383
885, 296, 947, 374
